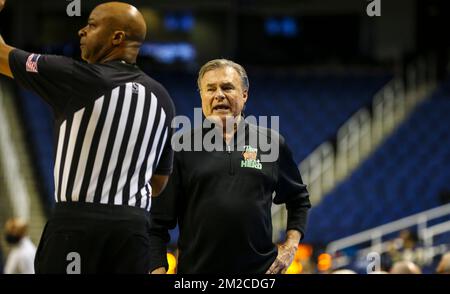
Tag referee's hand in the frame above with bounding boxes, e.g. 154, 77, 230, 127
0, 0, 5, 12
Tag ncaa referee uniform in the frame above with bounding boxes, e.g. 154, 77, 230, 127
8, 49, 175, 273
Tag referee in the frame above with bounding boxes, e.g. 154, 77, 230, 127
0, 1, 175, 273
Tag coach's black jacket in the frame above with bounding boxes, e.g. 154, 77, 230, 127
149, 120, 311, 274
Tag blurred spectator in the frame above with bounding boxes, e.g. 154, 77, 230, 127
389, 261, 422, 274
435, 253, 450, 274
398, 229, 419, 250
383, 229, 420, 268
381, 243, 398, 271
3, 218, 36, 274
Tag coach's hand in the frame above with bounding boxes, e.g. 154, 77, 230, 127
266, 243, 297, 274
266, 230, 301, 274
0, 0, 5, 12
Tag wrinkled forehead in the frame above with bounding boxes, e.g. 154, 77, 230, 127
201, 66, 241, 86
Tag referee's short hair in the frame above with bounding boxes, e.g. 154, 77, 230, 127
197, 59, 249, 92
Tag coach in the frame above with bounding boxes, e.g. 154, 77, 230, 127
0, 1, 175, 273
149, 59, 311, 274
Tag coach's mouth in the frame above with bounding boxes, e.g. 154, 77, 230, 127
212, 104, 231, 113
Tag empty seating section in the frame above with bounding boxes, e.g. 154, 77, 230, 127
305, 82, 450, 246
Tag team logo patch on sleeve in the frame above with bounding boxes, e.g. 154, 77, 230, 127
26, 54, 41, 73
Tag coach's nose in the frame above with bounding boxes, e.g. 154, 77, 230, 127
214, 89, 226, 101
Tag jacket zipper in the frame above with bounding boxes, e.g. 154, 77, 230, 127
227, 145, 235, 175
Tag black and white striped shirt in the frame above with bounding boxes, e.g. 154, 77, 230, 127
9, 49, 175, 211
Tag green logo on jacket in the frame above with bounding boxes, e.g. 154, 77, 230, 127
241, 145, 262, 170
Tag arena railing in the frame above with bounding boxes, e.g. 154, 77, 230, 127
326, 203, 450, 269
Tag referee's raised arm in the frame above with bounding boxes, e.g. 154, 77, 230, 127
0, 0, 14, 78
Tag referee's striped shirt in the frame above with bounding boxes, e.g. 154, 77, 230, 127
9, 49, 175, 211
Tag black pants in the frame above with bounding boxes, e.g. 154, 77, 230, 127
35, 202, 152, 274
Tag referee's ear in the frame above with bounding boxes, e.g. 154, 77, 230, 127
112, 31, 126, 46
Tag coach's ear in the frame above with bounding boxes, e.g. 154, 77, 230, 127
150, 174, 169, 197
112, 31, 126, 46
